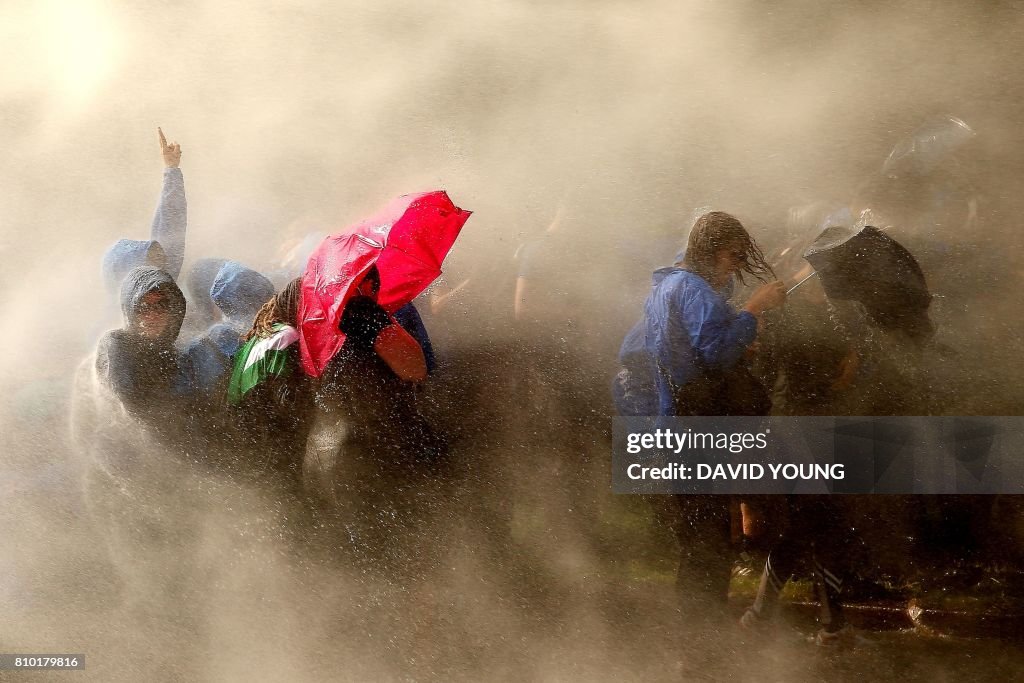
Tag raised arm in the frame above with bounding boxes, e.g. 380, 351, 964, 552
151, 127, 187, 280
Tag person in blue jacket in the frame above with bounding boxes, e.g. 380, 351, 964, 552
614, 213, 785, 417
100, 129, 187, 327
614, 211, 786, 620
184, 261, 276, 393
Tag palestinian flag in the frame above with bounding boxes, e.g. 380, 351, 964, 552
226, 324, 300, 405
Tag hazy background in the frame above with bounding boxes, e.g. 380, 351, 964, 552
3, 0, 1024, 377
2, 0, 1024, 680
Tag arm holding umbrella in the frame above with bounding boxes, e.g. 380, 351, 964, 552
375, 325, 428, 382
339, 294, 428, 382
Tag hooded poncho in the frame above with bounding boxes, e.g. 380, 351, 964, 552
95, 266, 188, 417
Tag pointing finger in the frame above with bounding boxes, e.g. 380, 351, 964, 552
158, 127, 168, 150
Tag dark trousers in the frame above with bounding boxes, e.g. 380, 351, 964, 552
650, 494, 734, 612
749, 495, 850, 630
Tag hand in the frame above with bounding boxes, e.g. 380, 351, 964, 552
339, 296, 393, 347
830, 349, 860, 392
743, 281, 787, 315
158, 127, 181, 168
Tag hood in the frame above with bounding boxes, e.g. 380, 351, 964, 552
210, 261, 275, 324
120, 266, 186, 343
651, 266, 734, 298
184, 257, 229, 319
102, 239, 168, 295
651, 266, 680, 288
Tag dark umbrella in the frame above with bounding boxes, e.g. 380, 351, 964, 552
802, 225, 934, 344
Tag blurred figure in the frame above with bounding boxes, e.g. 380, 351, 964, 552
613, 211, 785, 618
94, 266, 191, 435
226, 278, 311, 483
72, 266, 208, 614
185, 261, 275, 393
303, 267, 441, 512
179, 257, 228, 340
513, 201, 608, 429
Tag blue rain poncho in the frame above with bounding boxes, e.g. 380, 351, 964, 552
101, 167, 187, 295
614, 267, 756, 416
184, 261, 275, 393
95, 267, 189, 418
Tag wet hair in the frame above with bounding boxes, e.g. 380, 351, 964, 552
244, 277, 301, 341
681, 211, 774, 284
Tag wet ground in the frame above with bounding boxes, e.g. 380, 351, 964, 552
3, 431, 1023, 683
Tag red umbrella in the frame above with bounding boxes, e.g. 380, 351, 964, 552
299, 191, 471, 377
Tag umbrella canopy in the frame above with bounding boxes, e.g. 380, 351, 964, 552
882, 115, 975, 179
299, 191, 471, 377
803, 225, 934, 343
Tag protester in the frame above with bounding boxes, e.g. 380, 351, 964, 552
613, 211, 786, 618
337, 267, 429, 384
186, 261, 275, 393
226, 278, 311, 481
76, 265, 216, 613
179, 257, 228, 340
95, 266, 191, 434
269, 226, 437, 374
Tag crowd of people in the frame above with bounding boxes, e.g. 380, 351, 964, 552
71, 125, 1019, 648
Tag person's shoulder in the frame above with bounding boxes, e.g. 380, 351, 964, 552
655, 268, 711, 293
96, 329, 130, 353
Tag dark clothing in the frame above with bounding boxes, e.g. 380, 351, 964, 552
94, 267, 191, 441
749, 496, 850, 631
340, 296, 393, 348
394, 303, 436, 374
614, 266, 767, 611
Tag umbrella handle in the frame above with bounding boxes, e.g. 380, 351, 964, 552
787, 270, 818, 295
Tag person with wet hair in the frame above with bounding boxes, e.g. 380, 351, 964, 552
615, 211, 786, 620
226, 277, 312, 482
631, 211, 784, 417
